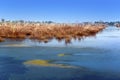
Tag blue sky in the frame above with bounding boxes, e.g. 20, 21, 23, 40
0, 0, 120, 22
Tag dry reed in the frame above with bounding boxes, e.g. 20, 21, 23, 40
0, 23, 106, 43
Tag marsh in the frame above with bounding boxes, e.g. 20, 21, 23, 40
0, 26, 120, 80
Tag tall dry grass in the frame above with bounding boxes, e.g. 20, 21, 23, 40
0, 23, 106, 43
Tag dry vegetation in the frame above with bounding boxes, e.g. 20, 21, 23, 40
0, 22, 106, 43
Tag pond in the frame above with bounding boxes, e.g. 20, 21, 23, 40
0, 26, 120, 80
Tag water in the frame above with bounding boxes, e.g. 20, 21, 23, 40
0, 26, 120, 80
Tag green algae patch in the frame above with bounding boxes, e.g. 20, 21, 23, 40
58, 53, 66, 57
58, 53, 72, 57
23, 59, 77, 68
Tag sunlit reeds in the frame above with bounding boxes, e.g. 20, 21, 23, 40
0, 23, 106, 43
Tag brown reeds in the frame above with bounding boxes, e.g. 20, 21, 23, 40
0, 23, 106, 43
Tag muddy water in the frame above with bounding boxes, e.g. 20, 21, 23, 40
0, 26, 120, 80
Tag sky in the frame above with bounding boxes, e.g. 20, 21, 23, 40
0, 0, 120, 22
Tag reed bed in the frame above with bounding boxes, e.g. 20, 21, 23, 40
0, 23, 106, 43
